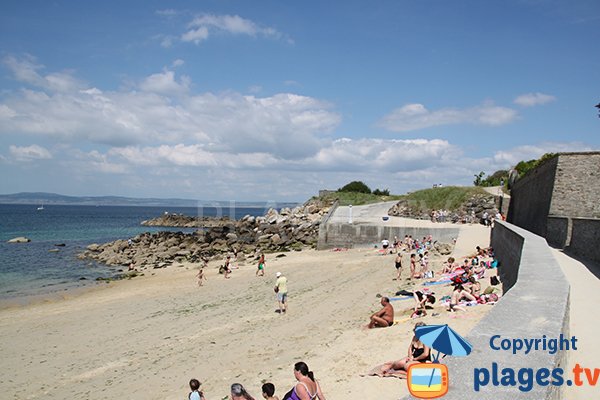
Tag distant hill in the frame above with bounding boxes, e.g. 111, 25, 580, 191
0, 192, 298, 208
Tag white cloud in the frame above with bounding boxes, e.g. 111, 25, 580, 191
180, 13, 288, 44
514, 92, 556, 107
0, 57, 340, 153
492, 142, 593, 167
379, 101, 518, 132
307, 138, 457, 172
171, 59, 185, 68
2, 55, 84, 93
9, 144, 52, 161
139, 70, 191, 95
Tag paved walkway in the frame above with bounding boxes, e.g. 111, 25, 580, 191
330, 202, 458, 227
552, 250, 600, 399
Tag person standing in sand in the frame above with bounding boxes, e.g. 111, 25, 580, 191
196, 267, 207, 287
275, 272, 288, 313
223, 255, 232, 279
394, 253, 403, 280
409, 254, 418, 279
367, 297, 394, 328
256, 253, 266, 277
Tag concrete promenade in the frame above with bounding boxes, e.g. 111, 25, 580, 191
552, 250, 600, 400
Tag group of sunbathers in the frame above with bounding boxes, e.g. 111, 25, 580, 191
188, 361, 326, 400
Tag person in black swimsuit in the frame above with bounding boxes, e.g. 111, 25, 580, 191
378, 322, 431, 377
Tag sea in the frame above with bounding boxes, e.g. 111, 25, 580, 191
0, 203, 278, 305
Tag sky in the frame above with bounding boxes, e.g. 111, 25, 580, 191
1, 0, 599, 202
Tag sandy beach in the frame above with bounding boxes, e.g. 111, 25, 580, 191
0, 225, 494, 400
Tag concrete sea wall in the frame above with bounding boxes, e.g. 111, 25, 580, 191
404, 221, 570, 399
317, 222, 459, 249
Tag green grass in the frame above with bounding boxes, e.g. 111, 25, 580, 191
317, 191, 403, 206
397, 186, 489, 211
317, 186, 489, 210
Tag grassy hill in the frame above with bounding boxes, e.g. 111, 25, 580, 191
317, 186, 490, 210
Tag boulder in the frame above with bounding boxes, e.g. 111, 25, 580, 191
8, 236, 31, 243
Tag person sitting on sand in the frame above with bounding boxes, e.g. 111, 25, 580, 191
231, 383, 255, 400
376, 322, 431, 378
412, 290, 436, 317
262, 382, 279, 400
442, 257, 457, 274
474, 261, 486, 278
466, 277, 481, 297
283, 361, 326, 400
448, 284, 477, 312
188, 378, 206, 400
368, 297, 394, 328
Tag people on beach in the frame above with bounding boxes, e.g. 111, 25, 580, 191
256, 253, 266, 277
283, 361, 326, 400
196, 267, 207, 287
419, 251, 429, 277
381, 238, 390, 252
376, 322, 431, 378
223, 256, 232, 279
412, 290, 436, 317
230, 383, 255, 400
448, 284, 477, 312
409, 254, 419, 279
275, 272, 288, 314
188, 378, 206, 400
367, 296, 394, 328
261, 382, 279, 400
394, 253, 402, 280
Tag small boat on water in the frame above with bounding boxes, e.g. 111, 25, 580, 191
37, 204, 44, 211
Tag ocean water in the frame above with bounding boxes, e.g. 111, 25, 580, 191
0, 204, 271, 303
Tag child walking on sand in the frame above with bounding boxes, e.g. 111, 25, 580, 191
256, 253, 266, 277
196, 268, 207, 287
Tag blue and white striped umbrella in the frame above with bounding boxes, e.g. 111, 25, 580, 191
415, 324, 472, 358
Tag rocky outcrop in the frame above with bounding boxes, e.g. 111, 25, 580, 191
388, 192, 497, 223
141, 214, 232, 228
79, 200, 332, 270
8, 236, 31, 243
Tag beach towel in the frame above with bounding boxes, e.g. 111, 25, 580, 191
423, 280, 451, 286
361, 364, 407, 379
389, 296, 412, 302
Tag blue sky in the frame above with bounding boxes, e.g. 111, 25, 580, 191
1, 0, 599, 201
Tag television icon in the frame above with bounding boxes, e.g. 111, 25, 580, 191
407, 363, 449, 399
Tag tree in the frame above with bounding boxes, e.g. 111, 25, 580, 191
338, 181, 371, 194
373, 188, 390, 196
473, 171, 485, 186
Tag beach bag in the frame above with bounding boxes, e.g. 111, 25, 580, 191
396, 289, 413, 297
451, 275, 467, 285
490, 276, 500, 286
274, 286, 279, 293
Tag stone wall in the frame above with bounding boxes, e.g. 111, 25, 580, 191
551, 153, 600, 218
567, 218, 600, 265
402, 221, 570, 399
317, 222, 459, 249
546, 216, 570, 249
507, 156, 558, 237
